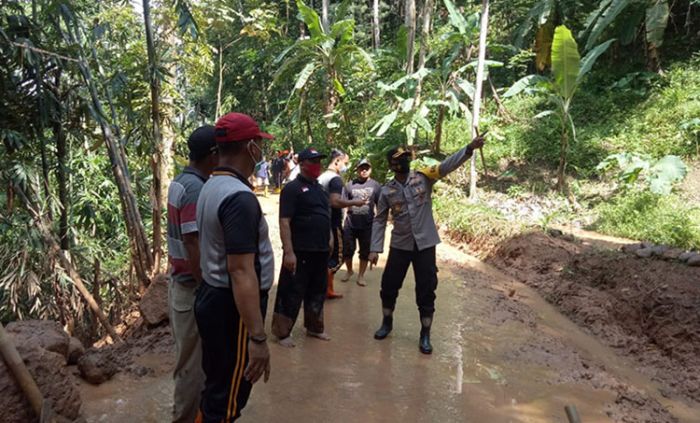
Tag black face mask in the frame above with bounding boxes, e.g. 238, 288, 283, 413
391, 157, 411, 174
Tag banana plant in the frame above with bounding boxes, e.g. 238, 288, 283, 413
273, 0, 373, 144
504, 25, 614, 193
370, 67, 433, 146
582, 0, 669, 71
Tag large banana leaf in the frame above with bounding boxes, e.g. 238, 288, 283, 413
293, 62, 317, 90
551, 25, 580, 100
372, 109, 399, 137
502, 74, 548, 98
584, 0, 630, 51
577, 38, 614, 84
443, 0, 468, 35
514, 0, 554, 48
331, 19, 355, 46
645, 0, 669, 48
296, 0, 325, 38
579, 0, 612, 42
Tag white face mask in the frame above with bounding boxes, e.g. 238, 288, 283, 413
339, 164, 348, 174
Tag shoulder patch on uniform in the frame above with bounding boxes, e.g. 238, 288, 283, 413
418, 165, 441, 180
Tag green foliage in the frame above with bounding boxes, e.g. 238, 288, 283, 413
433, 183, 519, 254
593, 190, 700, 250
551, 26, 580, 100
597, 153, 687, 194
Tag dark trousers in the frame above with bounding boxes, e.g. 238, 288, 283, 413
342, 224, 371, 261
272, 251, 328, 338
194, 282, 269, 423
380, 245, 438, 319
328, 226, 343, 273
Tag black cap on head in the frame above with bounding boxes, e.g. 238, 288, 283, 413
298, 147, 327, 161
355, 158, 371, 169
188, 125, 217, 161
386, 146, 411, 162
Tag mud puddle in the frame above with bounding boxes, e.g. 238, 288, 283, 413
79, 197, 699, 422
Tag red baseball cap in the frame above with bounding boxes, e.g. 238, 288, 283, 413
215, 112, 274, 143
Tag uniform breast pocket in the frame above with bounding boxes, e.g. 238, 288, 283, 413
388, 192, 407, 216
410, 180, 428, 206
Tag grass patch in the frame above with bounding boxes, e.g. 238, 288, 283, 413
592, 190, 700, 250
433, 183, 521, 256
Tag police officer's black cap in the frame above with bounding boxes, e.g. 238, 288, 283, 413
298, 147, 327, 161
188, 125, 217, 161
386, 146, 411, 162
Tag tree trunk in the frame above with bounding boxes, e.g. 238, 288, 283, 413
372, 0, 381, 49
488, 75, 513, 122
322, 0, 330, 32
50, 70, 70, 250
216, 40, 224, 118
433, 104, 446, 154
469, 0, 489, 201
64, 17, 153, 288
405, 0, 416, 74
557, 114, 569, 193
324, 67, 339, 144
414, 0, 432, 104
305, 113, 314, 144
143, 0, 166, 273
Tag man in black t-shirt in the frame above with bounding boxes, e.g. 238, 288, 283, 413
272, 147, 336, 347
318, 149, 366, 299
340, 159, 381, 287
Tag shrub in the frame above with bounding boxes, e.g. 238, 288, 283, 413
592, 190, 700, 250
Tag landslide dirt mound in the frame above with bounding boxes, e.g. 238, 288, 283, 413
0, 345, 82, 423
487, 231, 700, 404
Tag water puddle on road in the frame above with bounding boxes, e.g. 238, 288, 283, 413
80, 353, 173, 423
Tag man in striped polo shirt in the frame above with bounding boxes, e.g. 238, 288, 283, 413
167, 125, 218, 422
195, 112, 274, 422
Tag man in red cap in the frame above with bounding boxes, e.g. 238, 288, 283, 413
194, 112, 274, 422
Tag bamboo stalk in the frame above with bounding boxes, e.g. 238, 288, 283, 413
14, 187, 123, 344
565, 405, 582, 423
0, 322, 45, 419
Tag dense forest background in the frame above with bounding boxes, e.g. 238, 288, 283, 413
1, 0, 699, 339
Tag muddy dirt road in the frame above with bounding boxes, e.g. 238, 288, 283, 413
81, 196, 699, 422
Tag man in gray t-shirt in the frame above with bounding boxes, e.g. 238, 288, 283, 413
194, 112, 274, 422
340, 158, 381, 287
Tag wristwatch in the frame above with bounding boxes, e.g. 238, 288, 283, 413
249, 334, 267, 344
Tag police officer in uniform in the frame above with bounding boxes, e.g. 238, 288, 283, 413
369, 135, 486, 354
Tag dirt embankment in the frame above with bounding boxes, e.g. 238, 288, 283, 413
482, 231, 700, 404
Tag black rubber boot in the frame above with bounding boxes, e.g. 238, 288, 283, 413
374, 315, 393, 340
419, 327, 432, 354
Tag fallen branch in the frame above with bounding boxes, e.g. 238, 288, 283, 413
0, 323, 49, 421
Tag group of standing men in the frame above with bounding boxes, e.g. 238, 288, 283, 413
166, 111, 485, 422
